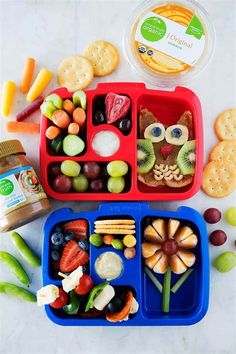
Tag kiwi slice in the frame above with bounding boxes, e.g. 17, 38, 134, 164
177, 140, 196, 175
137, 139, 155, 174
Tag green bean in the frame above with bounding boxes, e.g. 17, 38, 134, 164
11, 231, 41, 267
0, 282, 36, 302
0, 251, 30, 286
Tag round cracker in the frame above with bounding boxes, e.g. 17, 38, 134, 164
83, 40, 119, 77
215, 109, 236, 141
202, 161, 236, 198
209, 140, 236, 165
57, 55, 94, 91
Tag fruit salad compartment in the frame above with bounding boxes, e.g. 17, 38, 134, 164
42, 202, 209, 326
40, 82, 203, 201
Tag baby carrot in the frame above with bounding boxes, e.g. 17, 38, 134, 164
72, 107, 86, 127
20, 57, 36, 94
27, 68, 52, 102
68, 122, 79, 135
6, 121, 40, 134
1, 81, 16, 117
46, 126, 61, 140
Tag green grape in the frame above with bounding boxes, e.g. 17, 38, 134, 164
107, 161, 129, 177
225, 207, 236, 226
61, 160, 81, 177
107, 176, 125, 193
214, 252, 236, 272
73, 174, 89, 192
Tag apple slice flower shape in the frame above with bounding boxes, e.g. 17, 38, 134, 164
142, 219, 198, 274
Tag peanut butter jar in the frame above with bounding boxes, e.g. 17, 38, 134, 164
0, 140, 50, 232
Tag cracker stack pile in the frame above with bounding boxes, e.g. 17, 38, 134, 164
94, 219, 136, 235
202, 109, 236, 198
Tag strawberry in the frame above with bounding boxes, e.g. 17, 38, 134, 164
60, 240, 89, 272
161, 144, 174, 160
105, 93, 131, 124
63, 219, 88, 239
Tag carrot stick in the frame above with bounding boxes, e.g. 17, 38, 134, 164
20, 58, 36, 93
26, 68, 52, 102
1, 81, 17, 117
5, 121, 40, 134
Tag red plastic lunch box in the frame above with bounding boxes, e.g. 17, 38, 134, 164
40, 82, 203, 201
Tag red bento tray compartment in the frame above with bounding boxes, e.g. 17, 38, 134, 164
40, 82, 203, 201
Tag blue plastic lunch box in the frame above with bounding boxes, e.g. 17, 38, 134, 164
42, 202, 209, 326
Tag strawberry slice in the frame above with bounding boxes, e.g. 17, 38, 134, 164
105, 93, 116, 121
161, 144, 174, 160
63, 219, 88, 239
105, 93, 131, 124
60, 240, 89, 272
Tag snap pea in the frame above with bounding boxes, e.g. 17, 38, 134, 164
0, 282, 36, 302
0, 251, 30, 286
11, 231, 41, 267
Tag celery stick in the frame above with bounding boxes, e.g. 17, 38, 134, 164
144, 266, 162, 293
162, 268, 171, 313
171, 269, 194, 294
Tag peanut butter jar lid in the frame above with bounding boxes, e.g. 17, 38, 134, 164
0, 140, 26, 159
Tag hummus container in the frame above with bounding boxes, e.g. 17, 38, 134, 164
40, 82, 203, 201
0, 140, 50, 232
42, 202, 209, 326
124, 0, 215, 87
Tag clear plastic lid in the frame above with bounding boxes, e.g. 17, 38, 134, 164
124, 0, 215, 89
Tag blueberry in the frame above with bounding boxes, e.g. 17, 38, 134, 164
51, 232, 64, 246
78, 239, 89, 251
51, 250, 60, 261
151, 127, 162, 137
172, 128, 182, 138
51, 244, 61, 251
82, 265, 89, 274
64, 232, 74, 242
94, 110, 106, 125
118, 118, 131, 134
53, 225, 62, 233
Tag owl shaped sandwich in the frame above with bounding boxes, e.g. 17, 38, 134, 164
137, 108, 196, 188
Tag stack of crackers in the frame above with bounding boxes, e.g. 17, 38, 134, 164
94, 219, 136, 235
202, 109, 236, 198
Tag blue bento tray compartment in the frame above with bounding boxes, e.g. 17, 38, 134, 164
42, 202, 209, 326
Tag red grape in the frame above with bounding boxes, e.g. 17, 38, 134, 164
203, 208, 221, 224
52, 174, 72, 193
89, 179, 105, 192
49, 163, 61, 177
209, 230, 227, 246
82, 162, 101, 179
162, 240, 178, 255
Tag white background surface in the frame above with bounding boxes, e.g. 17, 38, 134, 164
0, 1, 236, 354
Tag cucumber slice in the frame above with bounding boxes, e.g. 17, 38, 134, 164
40, 101, 56, 120
63, 135, 85, 156
51, 134, 64, 154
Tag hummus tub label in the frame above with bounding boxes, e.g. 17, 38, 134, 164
134, 5, 206, 74
0, 166, 47, 215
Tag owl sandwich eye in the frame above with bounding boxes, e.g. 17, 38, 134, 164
165, 124, 189, 145
144, 123, 165, 143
